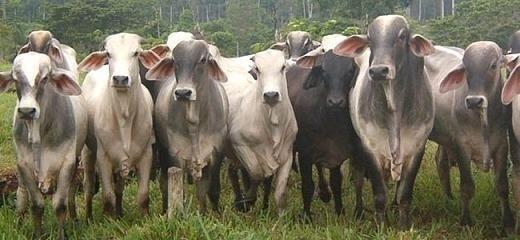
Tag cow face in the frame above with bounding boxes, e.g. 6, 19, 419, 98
146, 40, 227, 101
19, 30, 64, 64
0, 53, 80, 120
501, 53, 520, 104
333, 15, 434, 82
78, 33, 161, 91
271, 31, 320, 61
440, 42, 504, 110
250, 50, 287, 105
297, 48, 358, 109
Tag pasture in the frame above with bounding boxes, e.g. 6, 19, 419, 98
0, 60, 512, 239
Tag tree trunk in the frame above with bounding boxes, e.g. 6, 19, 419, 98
1, 0, 6, 20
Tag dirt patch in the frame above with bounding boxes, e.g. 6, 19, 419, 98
0, 167, 17, 199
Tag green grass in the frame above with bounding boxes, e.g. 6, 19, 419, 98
0, 60, 516, 239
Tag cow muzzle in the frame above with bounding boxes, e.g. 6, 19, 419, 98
18, 107, 38, 120
174, 88, 196, 101
111, 75, 130, 89
326, 96, 346, 109
263, 91, 281, 105
465, 96, 487, 110
369, 64, 394, 82
17, 97, 40, 120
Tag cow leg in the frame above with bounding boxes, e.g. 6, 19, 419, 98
82, 146, 96, 222
67, 173, 78, 222
330, 166, 344, 215
510, 127, 520, 234
228, 164, 244, 209
157, 145, 170, 214
241, 167, 251, 190
435, 146, 454, 199
273, 153, 293, 215
15, 181, 29, 223
316, 165, 331, 203
454, 147, 475, 226
366, 155, 387, 225
195, 167, 212, 213
351, 157, 365, 219
262, 177, 273, 210
493, 144, 514, 233
396, 147, 425, 230
54, 156, 76, 240
299, 153, 315, 221
241, 179, 260, 213
113, 174, 125, 218
291, 149, 299, 173
97, 150, 116, 217
208, 153, 223, 212
136, 147, 152, 216
17, 162, 44, 239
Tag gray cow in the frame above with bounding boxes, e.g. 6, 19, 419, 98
19, 30, 79, 81
0, 52, 86, 239
333, 15, 435, 229
271, 31, 321, 61
79, 33, 159, 220
146, 39, 228, 213
426, 43, 513, 231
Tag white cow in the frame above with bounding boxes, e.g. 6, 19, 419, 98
79, 33, 160, 220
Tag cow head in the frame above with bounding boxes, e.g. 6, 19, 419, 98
439, 42, 504, 110
249, 49, 287, 105
19, 30, 64, 64
166, 31, 195, 51
334, 15, 434, 82
0, 52, 80, 120
79, 33, 161, 91
271, 31, 321, 61
297, 47, 358, 109
146, 40, 227, 101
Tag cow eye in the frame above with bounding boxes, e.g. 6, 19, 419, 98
281, 65, 286, 72
200, 58, 207, 64
133, 51, 139, 57
491, 63, 497, 69
106, 52, 111, 58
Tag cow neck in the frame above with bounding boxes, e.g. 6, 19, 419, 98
109, 77, 141, 152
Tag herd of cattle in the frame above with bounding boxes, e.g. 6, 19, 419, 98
2, 14, 520, 238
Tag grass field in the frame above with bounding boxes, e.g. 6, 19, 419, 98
0, 62, 516, 239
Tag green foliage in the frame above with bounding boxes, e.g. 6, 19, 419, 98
424, 0, 520, 49
283, 18, 360, 40
210, 31, 236, 57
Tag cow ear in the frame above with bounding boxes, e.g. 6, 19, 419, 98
333, 35, 368, 58
139, 50, 161, 69
270, 42, 286, 51
505, 54, 520, 71
296, 47, 324, 69
78, 51, 108, 72
439, 64, 465, 93
48, 40, 64, 64
146, 57, 175, 81
149, 44, 170, 58
49, 69, 81, 96
303, 66, 323, 89
410, 34, 435, 57
248, 66, 258, 80
502, 65, 520, 105
312, 40, 321, 49
18, 43, 31, 54
208, 57, 227, 82
0, 71, 14, 93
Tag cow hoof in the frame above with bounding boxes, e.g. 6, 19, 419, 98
502, 213, 515, 235
354, 207, 364, 220
298, 211, 313, 224
318, 188, 331, 203
460, 216, 474, 227
335, 207, 345, 216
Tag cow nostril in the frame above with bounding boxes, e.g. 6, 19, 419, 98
263, 92, 280, 99
466, 97, 485, 109
113, 75, 129, 85
381, 66, 389, 74
18, 107, 36, 116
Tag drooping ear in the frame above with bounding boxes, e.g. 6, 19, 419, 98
333, 35, 369, 58
208, 57, 227, 82
149, 44, 170, 58
49, 69, 81, 96
296, 47, 324, 69
248, 66, 258, 80
0, 71, 14, 93
505, 54, 520, 71
410, 34, 435, 57
18, 43, 31, 54
303, 66, 323, 89
312, 40, 321, 49
48, 39, 64, 64
146, 57, 175, 81
502, 65, 520, 104
78, 51, 108, 72
270, 42, 287, 51
139, 50, 161, 69
439, 63, 466, 93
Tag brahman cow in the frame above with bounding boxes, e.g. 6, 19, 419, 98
147, 39, 228, 213
79, 33, 159, 219
333, 15, 435, 229
0, 52, 86, 239
426, 43, 513, 231
225, 49, 298, 214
